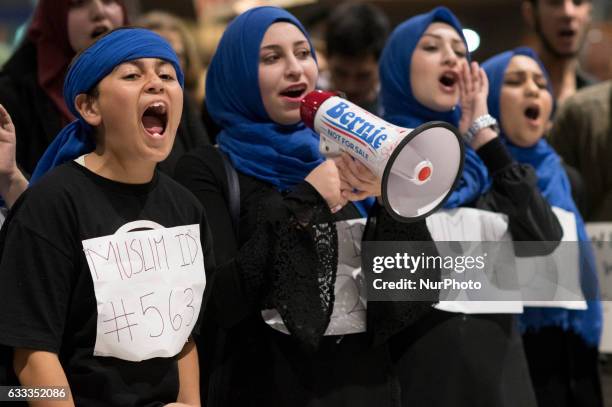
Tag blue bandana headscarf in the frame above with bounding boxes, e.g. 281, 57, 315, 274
483, 47, 601, 346
207, 6, 373, 216
379, 6, 491, 208
30, 28, 184, 183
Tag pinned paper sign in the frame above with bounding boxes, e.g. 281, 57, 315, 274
518, 207, 586, 310
427, 207, 523, 314
263, 219, 368, 336
585, 222, 612, 353
82, 222, 206, 362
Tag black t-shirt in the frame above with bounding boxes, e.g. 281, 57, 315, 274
0, 162, 213, 407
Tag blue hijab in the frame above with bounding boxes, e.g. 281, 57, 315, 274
30, 28, 184, 183
483, 47, 601, 346
206, 6, 373, 216
379, 6, 491, 208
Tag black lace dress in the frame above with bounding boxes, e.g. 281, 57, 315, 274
175, 145, 438, 407
175, 137, 562, 407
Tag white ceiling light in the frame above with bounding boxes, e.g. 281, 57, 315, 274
463, 28, 480, 53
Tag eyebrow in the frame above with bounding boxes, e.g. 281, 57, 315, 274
120, 60, 172, 69
505, 70, 545, 78
260, 40, 309, 51
421, 33, 464, 45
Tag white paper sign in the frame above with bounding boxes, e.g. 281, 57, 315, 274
0, 207, 6, 229
519, 207, 586, 310
263, 219, 368, 336
82, 223, 206, 362
327, 219, 367, 335
427, 207, 523, 314
585, 222, 612, 353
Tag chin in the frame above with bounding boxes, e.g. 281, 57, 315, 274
431, 100, 456, 113
273, 111, 301, 126
141, 143, 174, 163
512, 134, 540, 148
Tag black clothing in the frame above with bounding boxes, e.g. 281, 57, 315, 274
175, 145, 438, 406
576, 69, 597, 91
0, 162, 213, 407
519, 162, 603, 407
391, 311, 538, 407
175, 135, 561, 406
159, 93, 211, 177
563, 163, 588, 217
390, 137, 563, 407
473, 137, 563, 247
0, 41, 209, 177
201, 101, 222, 145
0, 42, 62, 176
523, 327, 603, 407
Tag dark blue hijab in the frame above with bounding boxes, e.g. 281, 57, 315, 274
30, 28, 184, 183
483, 47, 601, 346
379, 7, 491, 208
207, 6, 373, 216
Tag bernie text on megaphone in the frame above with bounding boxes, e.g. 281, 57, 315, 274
300, 90, 465, 222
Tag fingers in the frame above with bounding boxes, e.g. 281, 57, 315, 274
479, 67, 489, 94
330, 153, 382, 207
458, 72, 467, 101
330, 197, 349, 213
0, 104, 14, 131
336, 153, 377, 187
344, 154, 376, 184
335, 154, 362, 188
339, 177, 351, 191
460, 61, 472, 95
470, 61, 480, 93
342, 189, 371, 202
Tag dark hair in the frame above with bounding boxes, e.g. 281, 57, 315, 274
325, 2, 390, 60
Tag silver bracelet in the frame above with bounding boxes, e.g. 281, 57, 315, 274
463, 114, 499, 143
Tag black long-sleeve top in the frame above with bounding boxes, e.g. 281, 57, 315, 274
174, 137, 562, 350
472, 138, 563, 255
175, 145, 437, 350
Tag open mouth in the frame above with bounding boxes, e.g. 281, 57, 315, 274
91, 25, 110, 39
524, 105, 541, 121
558, 29, 576, 38
141, 102, 168, 136
439, 72, 458, 88
280, 84, 307, 99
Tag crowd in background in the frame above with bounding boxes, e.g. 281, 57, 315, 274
0, 0, 610, 406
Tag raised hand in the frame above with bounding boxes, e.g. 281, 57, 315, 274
458, 61, 489, 135
0, 104, 17, 179
458, 61, 496, 149
0, 104, 28, 208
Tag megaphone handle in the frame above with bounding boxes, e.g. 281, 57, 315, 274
319, 133, 342, 157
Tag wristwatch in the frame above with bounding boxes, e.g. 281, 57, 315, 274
464, 114, 499, 143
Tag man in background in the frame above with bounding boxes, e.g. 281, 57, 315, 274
324, 2, 390, 114
549, 80, 612, 221
522, 0, 595, 105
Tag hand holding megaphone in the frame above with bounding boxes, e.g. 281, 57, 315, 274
335, 152, 382, 201
300, 90, 465, 222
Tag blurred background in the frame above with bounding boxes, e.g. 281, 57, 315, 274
0, 0, 611, 403
1, 0, 611, 93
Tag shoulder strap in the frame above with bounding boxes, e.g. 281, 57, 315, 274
219, 150, 240, 238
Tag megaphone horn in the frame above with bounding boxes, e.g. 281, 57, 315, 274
300, 90, 465, 222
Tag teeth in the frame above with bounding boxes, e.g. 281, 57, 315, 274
148, 103, 167, 113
